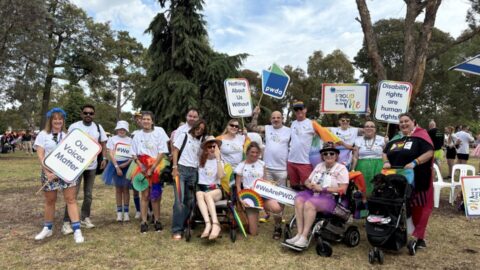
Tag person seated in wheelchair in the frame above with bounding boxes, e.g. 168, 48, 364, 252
196, 136, 225, 240
286, 142, 349, 248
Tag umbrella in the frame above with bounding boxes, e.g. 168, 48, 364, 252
174, 175, 182, 204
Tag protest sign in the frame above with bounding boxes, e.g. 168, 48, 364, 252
44, 129, 102, 183
374, 80, 413, 124
461, 176, 480, 218
253, 179, 298, 206
115, 142, 132, 158
224, 78, 252, 117
321, 83, 369, 114
262, 63, 290, 99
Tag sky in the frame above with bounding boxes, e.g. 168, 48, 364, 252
71, 0, 473, 75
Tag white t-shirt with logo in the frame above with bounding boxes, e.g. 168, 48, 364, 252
171, 123, 192, 144
354, 135, 385, 159
455, 130, 474, 154
288, 119, 314, 164
173, 133, 201, 168
68, 121, 108, 170
34, 130, 67, 156
198, 159, 224, 186
106, 135, 132, 161
234, 160, 265, 189
330, 127, 359, 165
131, 129, 169, 158
264, 125, 291, 170
308, 162, 349, 189
220, 134, 245, 170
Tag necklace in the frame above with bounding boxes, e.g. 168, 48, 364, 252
364, 136, 375, 150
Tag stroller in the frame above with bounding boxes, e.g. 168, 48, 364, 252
366, 171, 413, 264
282, 173, 366, 257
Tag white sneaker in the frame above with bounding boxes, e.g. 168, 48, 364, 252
73, 229, 84, 243
116, 212, 123, 222
81, 217, 95, 229
61, 222, 73, 235
34, 227, 52, 240
123, 213, 130, 222
294, 236, 309, 248
286, 234, 301, 245
134, 211, 141, 219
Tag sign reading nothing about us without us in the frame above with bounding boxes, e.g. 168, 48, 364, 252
44, 129, 102, 183
374, 80, 412, 124
224, 78, 253, 118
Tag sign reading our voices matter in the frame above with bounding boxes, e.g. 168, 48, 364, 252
374, 80, 413, 124
321, 83, 369, 114
44, 129, 102, 183
224, 78, 253, 117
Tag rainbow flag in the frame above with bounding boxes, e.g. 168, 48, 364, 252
312, 121, 341, 143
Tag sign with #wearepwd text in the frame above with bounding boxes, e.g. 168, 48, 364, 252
262, 63, 290, 99
321, 83, 369, 114
224, 78, 253, 117
374, 80, 412, 124
253, 179, 298, 206
44, 129, 102, 183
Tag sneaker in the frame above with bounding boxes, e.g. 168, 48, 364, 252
34, 227, 53, 240
123, 213, 130, 222
154, 221, 163, 232
416, 239, 427, 249
116, 212, 123, 222
73, 230, 84, 244
294, 236, 309, 248
286, 234, 301, 245
140, 222, 148, 234
81, 217, 95, 229
61, 222, 73, 235
259, 214, 270, 223
134, 211, 141, 219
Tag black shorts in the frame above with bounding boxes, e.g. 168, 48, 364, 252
446, 147, 457, 159
457, 153, 469, 161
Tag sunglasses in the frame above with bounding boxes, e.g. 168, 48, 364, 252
340, 119, 350, 123
207, 145, 216, 149
83, 112, 95, 116
229, 124, 239, 129
322, 151, 336, 156
293, 107, 303, 111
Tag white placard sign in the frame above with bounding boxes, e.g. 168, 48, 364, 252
224, 78, 252, 117
374, 80, 413, 124
44, 129, 102, 183
461, 176, 480, 218
253, 179, 298, 206
115, 143, 132, 158
321, 83, 369, 114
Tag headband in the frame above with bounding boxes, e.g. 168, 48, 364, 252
46, 107, 67, 119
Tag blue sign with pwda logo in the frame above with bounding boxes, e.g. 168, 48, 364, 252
262, 63, 290, 99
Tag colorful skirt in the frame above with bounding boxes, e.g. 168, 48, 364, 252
102, 160, 131, 187
40, 171, 77, 192
126, 155, 169, 186
355, 158, 383, 196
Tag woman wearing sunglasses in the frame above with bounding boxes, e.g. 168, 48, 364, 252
329, 113, 363, 170
286, 142, 349, 248
217, 119, 248, 170
351, 121, 386, 195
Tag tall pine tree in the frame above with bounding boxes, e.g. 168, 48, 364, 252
138, 0, 247, 133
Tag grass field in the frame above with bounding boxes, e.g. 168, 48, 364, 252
0, 152, 479, 270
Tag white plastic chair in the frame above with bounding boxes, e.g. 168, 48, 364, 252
449, 164, 475, 204
433, 164, 450, 208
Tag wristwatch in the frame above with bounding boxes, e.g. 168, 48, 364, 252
172, 165, 178, 169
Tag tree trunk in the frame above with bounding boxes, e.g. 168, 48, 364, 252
116, 76, 122, 122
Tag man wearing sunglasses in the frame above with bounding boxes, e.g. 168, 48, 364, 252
61, 104, 108, 234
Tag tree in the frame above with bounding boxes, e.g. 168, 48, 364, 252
355, 0, 480, 104
137, 0, 247, 133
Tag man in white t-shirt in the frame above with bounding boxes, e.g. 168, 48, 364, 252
454, 125, 474, 164
62, 104, 108, 233
170, 108, 199, 144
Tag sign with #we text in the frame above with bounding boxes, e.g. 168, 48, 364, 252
374, 80, 413, 124
321, 83, 369, 114
224, 78, 253, 118
44, 129, 102, 183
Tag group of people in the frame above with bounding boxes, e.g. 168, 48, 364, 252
33, 101, 436, 253
1, 130, 34, 154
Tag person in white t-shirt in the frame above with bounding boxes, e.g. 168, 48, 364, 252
62, 104, 108, 232
171, 119, 207, 240
235, 142, 265, 236
248, 106, 290, 239
102, 121, 133, 222
196, 136, 225, 240
170, 108, 200, 145
130, 111, 169, 233
34, 108, 84, 243
329, 113, 363, 169
218, 119, 249, 170
454, 125, 474, 164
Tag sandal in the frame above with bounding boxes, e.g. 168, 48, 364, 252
201, 221, 211, 238
209, 222, 221, 240
273, 225, 282, 240
172, 233, 182, 240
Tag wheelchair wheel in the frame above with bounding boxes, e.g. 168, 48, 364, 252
368, 249, 375, 264
316, 240, 332, 257
343, 226, 360, 247
230, 228, 236, 242
376, 249, 384, 264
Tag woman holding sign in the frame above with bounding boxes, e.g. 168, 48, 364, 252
34, 108, 84, 243
383, 113, 433, 253
102, 120, 133, 222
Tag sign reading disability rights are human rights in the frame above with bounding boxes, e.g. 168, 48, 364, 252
374, 80, 412, 124
44, 129, 102, 183
262, 63, 290, 99
224, 78, 253, 117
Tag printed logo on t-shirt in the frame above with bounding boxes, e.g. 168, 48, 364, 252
390, 141, 405, 151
